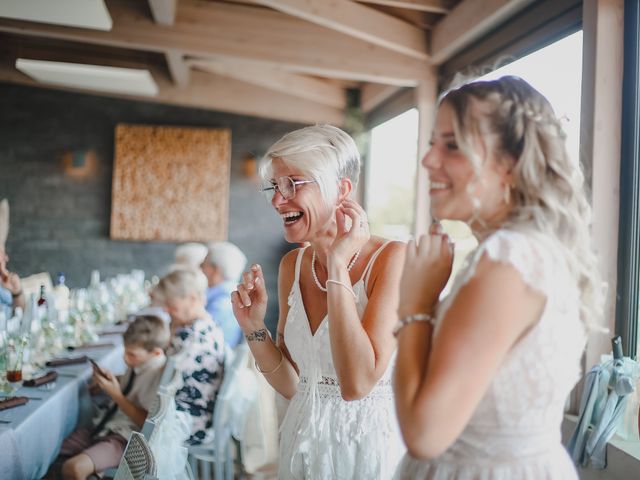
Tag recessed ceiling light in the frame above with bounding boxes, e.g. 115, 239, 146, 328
16, 59, 159, 97
0, 0, 112, 31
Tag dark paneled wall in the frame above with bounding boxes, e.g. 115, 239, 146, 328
0, 82, 303, 330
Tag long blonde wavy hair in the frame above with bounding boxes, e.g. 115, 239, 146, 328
442, 75, 604, 330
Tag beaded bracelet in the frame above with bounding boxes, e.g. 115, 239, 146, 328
255, 349, 284, 375
326, 279, 357, 299
392, 313, 436, 337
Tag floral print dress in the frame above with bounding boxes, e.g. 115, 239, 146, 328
168, 315, 225, 444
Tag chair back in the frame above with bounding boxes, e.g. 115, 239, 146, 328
114, 432, 158, 480
141, 392, 172, 440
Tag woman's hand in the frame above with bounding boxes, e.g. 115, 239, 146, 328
398, 223, 454, 318
231, 264, 268, 334
329, 199, 371, 268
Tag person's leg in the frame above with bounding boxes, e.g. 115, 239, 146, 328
61, 453, 95, 480
82, 434, 127, 474
45, 428, 93, 479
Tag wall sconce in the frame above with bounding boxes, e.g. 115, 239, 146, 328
62, 149, 98, 179
242, 152, 258, 180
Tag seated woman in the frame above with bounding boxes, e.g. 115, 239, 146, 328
154, 268, 225, 445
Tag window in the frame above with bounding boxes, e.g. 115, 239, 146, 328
366, 108, 418, 240
442, 31, 584, 276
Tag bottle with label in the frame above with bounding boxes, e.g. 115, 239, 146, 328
37, 285, 46, 307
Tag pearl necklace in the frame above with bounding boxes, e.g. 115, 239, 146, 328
311, 249, 361, 292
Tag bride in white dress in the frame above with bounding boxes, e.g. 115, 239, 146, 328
393, 76, 603, 479
231, 125, 405, 479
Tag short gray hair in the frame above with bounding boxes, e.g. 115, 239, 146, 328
155, 268, 207, 304
174, 243, 208, 270
205, 241, 247, 282
260, 124, 361, 203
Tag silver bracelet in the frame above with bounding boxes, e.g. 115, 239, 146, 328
393, 313, 436, 337
326, 279, 357, 299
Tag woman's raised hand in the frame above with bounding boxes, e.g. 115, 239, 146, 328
329, 198, 371, 268
231, 264, 268, 333
398, 222, 454, 318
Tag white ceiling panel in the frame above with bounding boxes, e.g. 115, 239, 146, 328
0, 0, 112, 30
16, 59, 159, 97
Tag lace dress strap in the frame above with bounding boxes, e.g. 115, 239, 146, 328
362, 240, 393, 289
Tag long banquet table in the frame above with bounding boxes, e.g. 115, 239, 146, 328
0, 339, 126, 480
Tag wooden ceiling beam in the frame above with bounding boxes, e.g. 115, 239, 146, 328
148, 0, 177, 25
357, 0, 452, 13
0, 0, 426, 86
361, 83, 402, 113
0, 66, 345, 126
431, 0, 535, 64
253, 0, 429, 60
188, 58, 346, 109
165, 49, 189, 88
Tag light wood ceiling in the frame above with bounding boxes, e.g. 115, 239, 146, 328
0, 0, 536, 124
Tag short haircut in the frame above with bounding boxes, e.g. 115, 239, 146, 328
155, 268, 206, 304
205, 241, 247, 282
260, 124, 361, 204
123, 315, 170, 351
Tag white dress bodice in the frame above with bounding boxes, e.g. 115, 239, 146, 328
279, 244, 404, 479
395, 228, 586, 479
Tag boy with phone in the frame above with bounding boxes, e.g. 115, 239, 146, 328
55, 315, 169, 480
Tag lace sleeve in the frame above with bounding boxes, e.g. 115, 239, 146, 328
476, 230, 549, 294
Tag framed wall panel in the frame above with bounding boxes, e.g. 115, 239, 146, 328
110, 124, 231, 242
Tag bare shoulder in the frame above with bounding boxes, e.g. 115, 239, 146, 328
370, 238, 406, 270
279, 247, 302, 276
366, 238, 406, 291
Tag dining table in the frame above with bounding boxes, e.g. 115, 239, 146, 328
0, 336, 126, 480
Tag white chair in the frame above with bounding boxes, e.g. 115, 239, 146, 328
188, 344, 258, 480
141, 392, 172, 440
106, 432, 158, 480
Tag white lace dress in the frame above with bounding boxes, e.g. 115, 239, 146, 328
395, 228, 586, 480
279, 244, 405, 480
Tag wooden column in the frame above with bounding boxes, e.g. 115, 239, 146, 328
414, 68, 438, 236
581, 0, 624, 368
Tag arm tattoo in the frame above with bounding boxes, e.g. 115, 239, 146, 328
245, 328, 269, 342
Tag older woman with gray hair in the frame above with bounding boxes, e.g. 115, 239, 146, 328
232, 125, 405, 479
200, 241, 247, 348
155, 268, 225, 445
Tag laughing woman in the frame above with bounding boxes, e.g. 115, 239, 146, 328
231, 125, 405, 479
393, 76, 603, 479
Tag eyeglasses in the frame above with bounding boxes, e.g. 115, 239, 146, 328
260, 176, 317, 200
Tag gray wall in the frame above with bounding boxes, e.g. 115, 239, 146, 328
0, 82, 302, 330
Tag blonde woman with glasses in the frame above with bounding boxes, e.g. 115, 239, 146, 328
232, 125, 405, 479
393, 76, 603, 479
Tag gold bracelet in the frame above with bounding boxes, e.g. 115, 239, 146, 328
393, 313, 436, 337
255, 348, 284, 375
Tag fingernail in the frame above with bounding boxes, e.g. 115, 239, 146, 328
255, 277, 260, 284
248, 283, 254, 289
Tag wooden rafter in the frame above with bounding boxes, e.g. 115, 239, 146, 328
357, 0, 452, 13
253, 0, 429, 60
431, 0, 535, 64
361, 83, 402, 113
148, 0, 177, 25
0, 0, 427, 86
165, 49, 189, 88
0, 38, 343, 125
188, 58, 346, 109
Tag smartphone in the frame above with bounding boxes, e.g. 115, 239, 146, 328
89, 358, 108, 378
